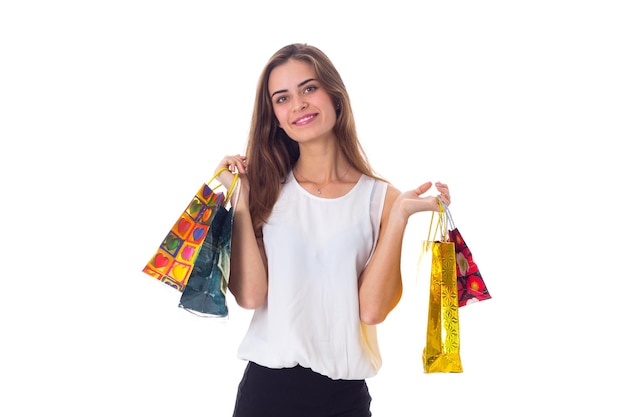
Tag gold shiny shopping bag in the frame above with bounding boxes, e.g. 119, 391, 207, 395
422, 201, 463, 373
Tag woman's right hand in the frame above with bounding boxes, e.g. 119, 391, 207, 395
216, 154, 267, 309
216, 154, 249, 205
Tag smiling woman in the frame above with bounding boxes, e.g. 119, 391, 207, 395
210, 43, 451, 417
269, 61, 339, 145
3, 1, 623, 416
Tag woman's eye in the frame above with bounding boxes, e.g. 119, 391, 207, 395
276, 96, 287, 104
304, 85, 317, 94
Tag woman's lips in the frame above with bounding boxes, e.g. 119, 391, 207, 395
293, 113, 317, 126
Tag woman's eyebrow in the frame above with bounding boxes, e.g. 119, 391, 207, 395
270, 78, 317, 98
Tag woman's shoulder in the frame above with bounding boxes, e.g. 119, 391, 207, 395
384, 182, 401, 198
380, 181, 400, 210
362, 174, 398, 197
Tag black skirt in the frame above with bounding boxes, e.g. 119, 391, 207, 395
232, 362, 372, 417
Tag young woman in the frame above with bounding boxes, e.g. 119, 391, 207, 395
216, 43, 451, 417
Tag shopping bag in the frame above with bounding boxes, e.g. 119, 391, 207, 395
442, 203, 491, 307
178, 203, 234, 317
142, 168, 238, 291
422, 201, 463, 373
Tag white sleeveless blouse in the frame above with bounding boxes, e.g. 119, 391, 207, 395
236, 171, 388, 380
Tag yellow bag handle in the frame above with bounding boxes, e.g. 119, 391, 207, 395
417, 198, 447, 277
208, 167, 239, 204
425, 198, 447, 244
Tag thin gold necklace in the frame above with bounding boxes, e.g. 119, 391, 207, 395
294, 165, 351, 195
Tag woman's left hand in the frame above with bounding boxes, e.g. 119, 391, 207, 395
394, 181, 451, 219
434, 181, 450, 206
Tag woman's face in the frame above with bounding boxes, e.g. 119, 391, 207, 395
268, 59, 337, 144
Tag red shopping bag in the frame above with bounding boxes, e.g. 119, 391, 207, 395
442, 203, 491, 307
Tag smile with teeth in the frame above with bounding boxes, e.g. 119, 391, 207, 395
293, 114, 317, 126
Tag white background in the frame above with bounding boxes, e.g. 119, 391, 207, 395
1, 1, 624, 416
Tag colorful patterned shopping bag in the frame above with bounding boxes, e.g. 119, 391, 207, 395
421, 201, 463, 373
142, 168, 238, 291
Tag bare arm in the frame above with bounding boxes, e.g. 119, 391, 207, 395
358, 181, 450, 325
217, 155, 268, 310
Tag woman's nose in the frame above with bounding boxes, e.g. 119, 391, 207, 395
292, 97, 308, 111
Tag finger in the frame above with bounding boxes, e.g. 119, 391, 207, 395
218, 155, 247, 174
434, 182, 450, 204
413, 182, 433, 196
233, 155, 248, 174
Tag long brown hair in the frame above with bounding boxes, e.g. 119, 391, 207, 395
246, 43, 379, 233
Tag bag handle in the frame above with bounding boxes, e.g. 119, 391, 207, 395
418, 199, 447, 275
208, 167, 239, 204
439, 197, 456, 231
426, 198, 447, 243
